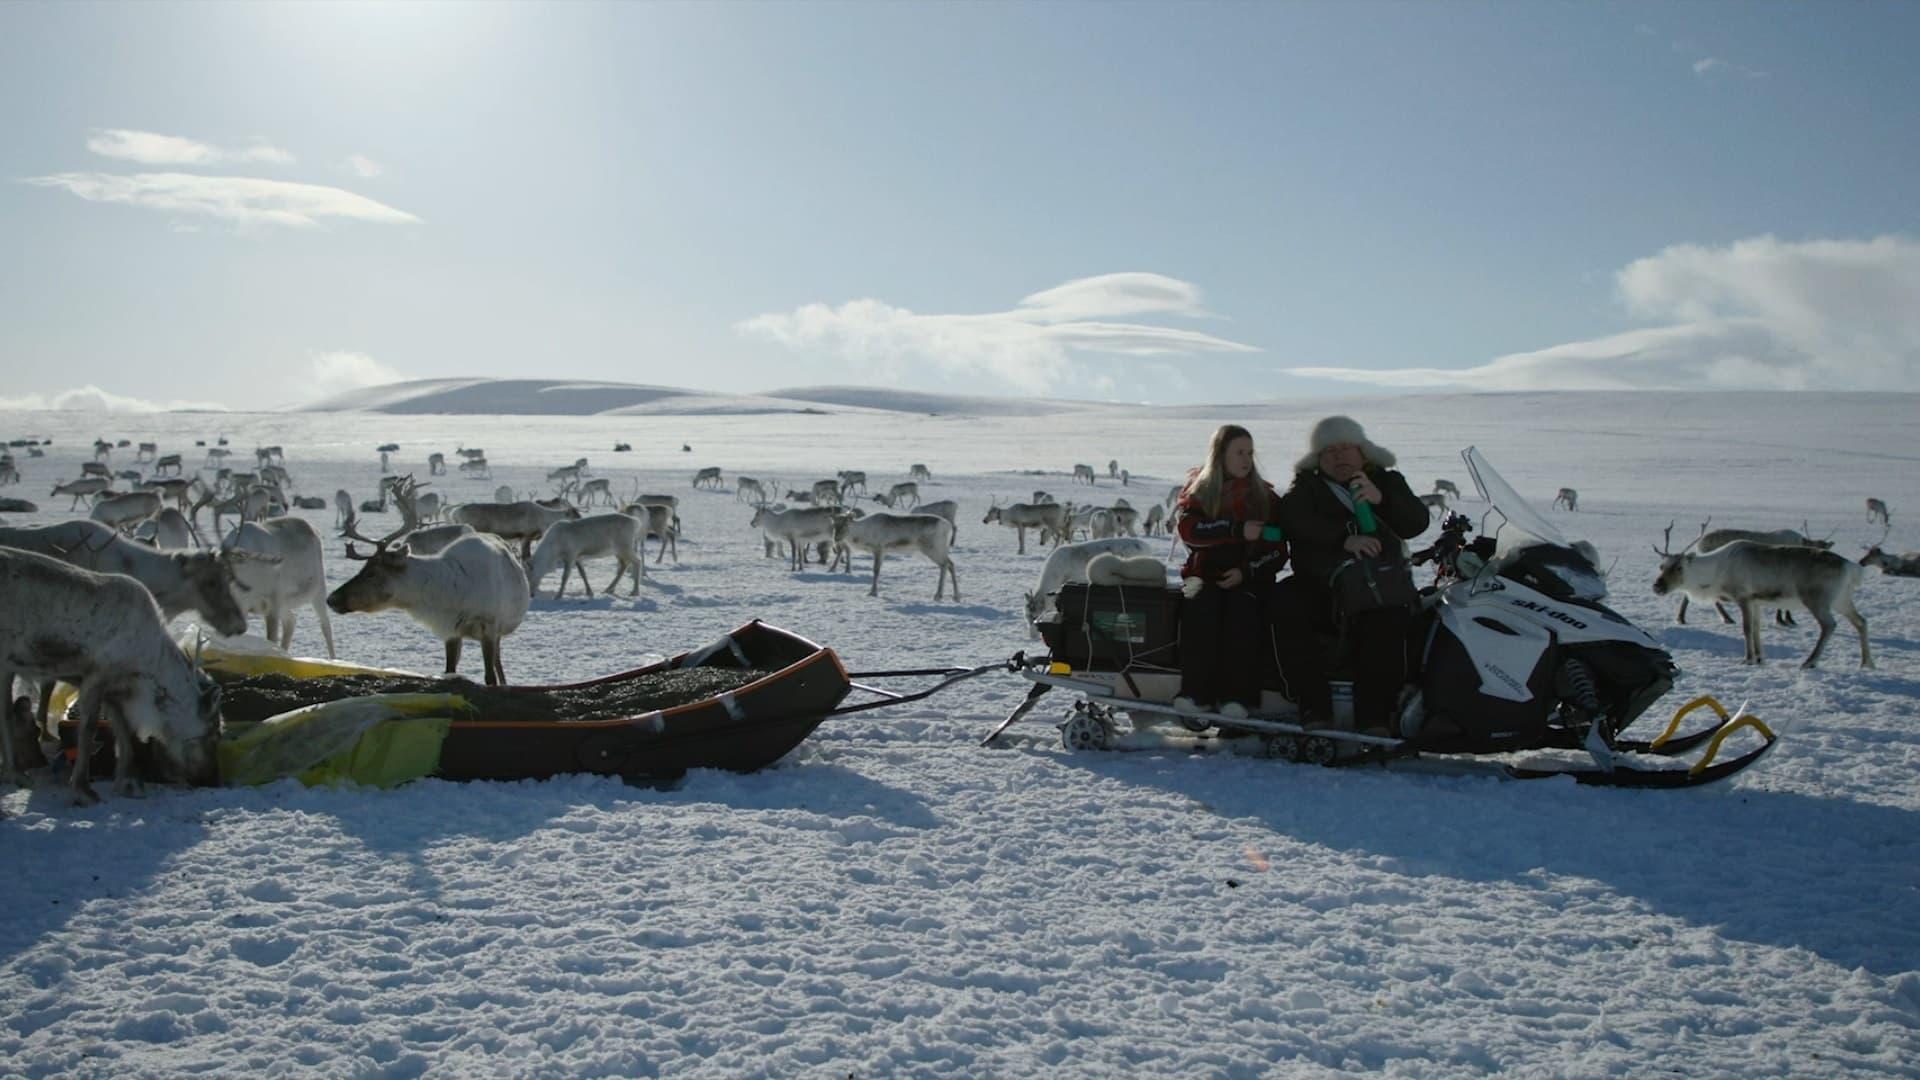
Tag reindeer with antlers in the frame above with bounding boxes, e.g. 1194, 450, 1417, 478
1860, 521, 1920, 578
328, 477, 529, 685
1651, 519, 1872, 668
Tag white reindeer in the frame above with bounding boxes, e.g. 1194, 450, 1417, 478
223, 517, 336, 659
1142, 504, 1166, 535
1861, 546, 1920, 578
1866, 498, 1891, 526
1022, 537, 1158, 635
618, 502, 679, 564
1675, 525, 1833, 625
693, 466, 724, 490
528, 513, 646, 598
1419, 493, 1449, 513
427, 452, 447, 476
1651, 526, 1871, 668
330, 515, 529, 685
448, 499, 580, 561
133, 508, 198, 551
737, 477, 768, 505
135, 441, 158, 463
751, 505, 841, 570
1434, 479, 1461, 499
909, 464, 932, 482
837, 470, 868, 497
982, 501, 1070, 555
152, 453, 183, 476
52, 477, 112, 509
872, 482, 920, 510
0, 549, 224, 802
0, 520, 250, 637
830, 511, 960, 599
1072, 464, 1098, 485
89, 491, 163, 534
914, 499, 959, 543
334, 489, 355, 528
810, 479, 844, 507
397, 522, 477, 556
1552, 487, 1579, 512
577, 477, 617, 507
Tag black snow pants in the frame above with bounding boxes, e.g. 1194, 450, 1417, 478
1178, 583, 1265, 710
1268, 573, 1413, 732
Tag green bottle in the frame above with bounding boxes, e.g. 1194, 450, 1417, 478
1350, 479, 1377, 534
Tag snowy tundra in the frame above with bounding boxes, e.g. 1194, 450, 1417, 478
0, 389, 1917, 1077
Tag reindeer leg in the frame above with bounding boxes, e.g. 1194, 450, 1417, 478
444, 638, 462, 677
0, 669, 28, 789
1715, 602, 1734, 625
107, 701, 143, 798
1801, 600, 1836, 669
1739, 601, 1762, 664
314, 600, 336, 660
1016, 527, 1026, 556
279, 612, 297, 652
577, 560, 594, 599
1778, 609, 1797, 627
1676, 596, 1689, 624
481, 637, 502, 686
947, 559, 960, 603
1837, 594, 1873, 669
869, 550, 883, 597
68, 684, 104, 806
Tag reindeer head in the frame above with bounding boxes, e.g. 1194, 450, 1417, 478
1649, 518, 1710, 596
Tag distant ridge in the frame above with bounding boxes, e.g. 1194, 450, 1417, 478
297, 378, 1119, 417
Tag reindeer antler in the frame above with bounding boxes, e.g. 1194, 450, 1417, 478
1653, 519, 1677, 557
1681, 517, 1711, 555
340, 482, 415, 557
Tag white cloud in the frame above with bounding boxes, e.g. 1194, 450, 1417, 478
0, 385, 228, 412
23, 171, 421, 229
343, 154, 384, 178
307, 351, 411, 400
1288, 235, 1920, 392
86, 128, 295, 167
1692, 57, 1728, 76
738, 273, 1257, 395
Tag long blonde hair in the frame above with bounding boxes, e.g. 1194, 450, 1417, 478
1185, 424, 1268, 519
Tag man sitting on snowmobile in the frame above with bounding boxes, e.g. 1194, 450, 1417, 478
1270, 416, 1429, 734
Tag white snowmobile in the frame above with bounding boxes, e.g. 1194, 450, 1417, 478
988, 447, 1775, 788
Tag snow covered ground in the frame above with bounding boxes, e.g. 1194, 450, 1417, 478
1, 390, 1917, 1077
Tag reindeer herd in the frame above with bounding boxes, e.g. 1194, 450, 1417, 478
1, 429, 1916, 807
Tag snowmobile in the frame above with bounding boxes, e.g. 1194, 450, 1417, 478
985, 447, 1776, 788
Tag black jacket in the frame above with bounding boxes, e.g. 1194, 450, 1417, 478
1276, 466, 1430, 584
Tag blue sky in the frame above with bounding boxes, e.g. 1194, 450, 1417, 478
3, 1, 1917, 411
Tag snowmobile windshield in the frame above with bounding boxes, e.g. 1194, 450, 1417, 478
1460, 446, 1609, 602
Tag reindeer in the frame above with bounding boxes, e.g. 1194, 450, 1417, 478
1106, 459, 1120, 480
224, 516, 336, 658
872, 482, 920, 510
751, 505, 842, 570
1552, 488, 1579, 512
576, 477, 616, 507
1072, 464, 1098, 485
1675, 524, 1834, 625
618, 502, 679, 564
138, 476, 195, 516
1023, 537, 1159, 634
528, 514, 646, 597
693, 466, 724, 490
1651, 522, 1871, 668
1031, 491, 1056, 505
330, 506, 529, 686
0, 453, 18, 486
427, 452, 447, 476
914, 500, 959, 544
1866, 498, 1891, 526
91, 438, 112, 462
0, 549, 224, 803
132, 508, 198, 551
458, 456, 493, 480
151, 453, 183, 476
1434, 479, 1461, 500
89, 491, 163, 534
983, 501, 1070, 554
456, 447, 487, 462
737, 477, 768, 506
334, 489, 355, 528
1165, 483, 1183, 509
448, 499, 580, 561
829, 511, 960, 599
135, 441, 158, 463
837, 470, 867, 497
1419, 493, 1449, 513
80, 461, 113, 480
52, 477, 112, 509
1119, 469, 1130, 487
1862, 547, 1920, 578
0, 521, 250, 638
909, 464, 932, 483
810, 479, 845, 507
204, 446, 231, 468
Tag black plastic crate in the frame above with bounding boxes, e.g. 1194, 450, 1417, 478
1038, 583, 1182, 671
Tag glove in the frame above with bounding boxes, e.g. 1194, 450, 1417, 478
1180, 577, 1204, 599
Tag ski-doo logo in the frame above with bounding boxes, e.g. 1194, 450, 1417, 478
1508, 598, 1588, 630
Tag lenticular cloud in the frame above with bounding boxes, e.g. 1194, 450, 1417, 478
1291, 235, 1920, 392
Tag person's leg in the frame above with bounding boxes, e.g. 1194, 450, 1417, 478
1350, 606, 1415, 733
1218, 587, 1264, 709
1178, 585, 1225, 707
1268, 575, 1334, 719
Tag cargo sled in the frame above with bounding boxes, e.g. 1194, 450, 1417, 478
985, 448, 1778, 789
59, 621, 856, 788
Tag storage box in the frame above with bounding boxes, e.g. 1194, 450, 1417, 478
1038, 583, 1182, 671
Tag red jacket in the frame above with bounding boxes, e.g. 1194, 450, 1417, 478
1176, 472, 1287, 585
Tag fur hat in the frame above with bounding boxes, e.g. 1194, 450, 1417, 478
1295, 415, 1396, 473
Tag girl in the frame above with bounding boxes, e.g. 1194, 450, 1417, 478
1174, 424, 1287, 720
